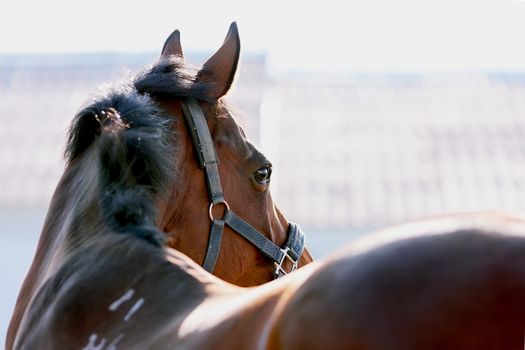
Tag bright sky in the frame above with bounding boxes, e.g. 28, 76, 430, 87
2, 0, 525, 73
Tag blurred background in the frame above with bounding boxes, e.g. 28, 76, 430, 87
3, 0, 525, 341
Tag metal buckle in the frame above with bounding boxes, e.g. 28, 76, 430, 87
274, 247, 299, 277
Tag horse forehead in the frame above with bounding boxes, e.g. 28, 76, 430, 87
215, 114, 254, 157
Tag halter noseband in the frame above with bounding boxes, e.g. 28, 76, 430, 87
181, 98, 305, 278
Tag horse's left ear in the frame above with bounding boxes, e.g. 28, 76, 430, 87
161, 29, 183, 58
199, 22, 240, 99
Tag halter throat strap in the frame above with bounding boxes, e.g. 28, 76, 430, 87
180, 98, 305, 277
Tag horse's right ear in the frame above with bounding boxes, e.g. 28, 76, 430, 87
199, 22, 240, 99
161, 29, 183, 58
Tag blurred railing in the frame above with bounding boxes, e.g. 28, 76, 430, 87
2, 53, 525, 233
265, 73, 525, 231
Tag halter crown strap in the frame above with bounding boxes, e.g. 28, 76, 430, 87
180, 98, 305, 277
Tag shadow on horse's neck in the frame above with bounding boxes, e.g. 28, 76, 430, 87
32, 152, 106, 282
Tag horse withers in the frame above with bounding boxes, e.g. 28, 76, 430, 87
8, 23, 525, 349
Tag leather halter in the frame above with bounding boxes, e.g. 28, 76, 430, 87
181, 98, 305, 278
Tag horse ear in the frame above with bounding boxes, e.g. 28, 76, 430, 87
161, 29, 183, 58
199, 22, 240, 98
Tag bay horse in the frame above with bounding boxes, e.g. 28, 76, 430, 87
7, 22, 312, 349
8, 23, 525, 349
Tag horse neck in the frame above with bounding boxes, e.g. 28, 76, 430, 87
7, 153, 104, 349
41, 154, 104, 275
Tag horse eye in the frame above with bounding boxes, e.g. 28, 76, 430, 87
254, 165, 272, 185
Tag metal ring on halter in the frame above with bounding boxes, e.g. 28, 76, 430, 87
209, 200, 230, 222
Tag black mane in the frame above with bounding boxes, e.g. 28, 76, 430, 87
64, 56, 211, 246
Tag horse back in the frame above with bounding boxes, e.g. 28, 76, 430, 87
269, 224, 525, 349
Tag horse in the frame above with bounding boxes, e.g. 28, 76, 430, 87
8, 23, 525, 349
7, 22, 314, 349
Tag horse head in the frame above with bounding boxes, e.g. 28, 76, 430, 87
148, 23, 313, 286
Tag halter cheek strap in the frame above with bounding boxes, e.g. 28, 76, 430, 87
181, 98, 305, 277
